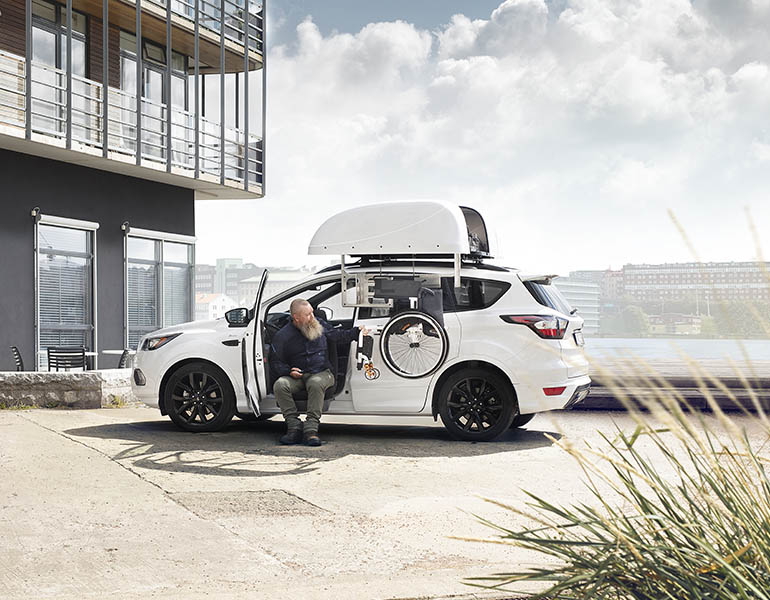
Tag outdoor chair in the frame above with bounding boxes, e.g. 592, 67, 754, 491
118, 349, 131, 369
10, 346, 24, 371
47, 346, 87, 372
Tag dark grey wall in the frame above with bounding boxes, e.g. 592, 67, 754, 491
0, 148, 195, 371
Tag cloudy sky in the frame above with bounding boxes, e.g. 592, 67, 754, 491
196, 0, 770, 275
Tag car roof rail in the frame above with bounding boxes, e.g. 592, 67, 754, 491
316, 257, 511, 273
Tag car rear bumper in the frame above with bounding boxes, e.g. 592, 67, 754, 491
516, 374, 592, 414
563, 382, 591, 409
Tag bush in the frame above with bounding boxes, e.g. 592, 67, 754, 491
462, 367, 770, 599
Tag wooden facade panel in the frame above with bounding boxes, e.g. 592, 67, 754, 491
0, 1, 260, 73
0, 0, 26, 57
87, 17, 120, 88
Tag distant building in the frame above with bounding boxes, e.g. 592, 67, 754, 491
572, 262, 770, 308
242, 266, 316, 304
570, 269, 624, 300
194, 259, 262, 301
194, 264, 217, 295
220, 260, 261, 298
554, 278, 600, 335
648, 313, 702, 336
195, 293, 238, 321
622, 262, 770, 305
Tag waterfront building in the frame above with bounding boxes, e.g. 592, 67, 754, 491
553, 277, 600, 335
570, 268, 625, 300
622, 262, 770, 306
0, 0, 266, 369
572, 262, 770, 309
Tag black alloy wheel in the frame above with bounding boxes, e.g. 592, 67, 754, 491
165, 362, 236, 432
438, 368, 515, 441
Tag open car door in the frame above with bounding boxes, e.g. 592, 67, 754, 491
244, 270, 268, 416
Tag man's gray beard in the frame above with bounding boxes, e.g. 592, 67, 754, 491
299, 318, 323, 341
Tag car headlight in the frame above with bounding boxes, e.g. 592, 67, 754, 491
142, 333, 182, 351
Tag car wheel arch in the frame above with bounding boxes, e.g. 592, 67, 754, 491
159, 357, 237, 416
430, 360, 518, 420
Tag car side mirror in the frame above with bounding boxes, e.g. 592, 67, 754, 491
225, 307, 250, 327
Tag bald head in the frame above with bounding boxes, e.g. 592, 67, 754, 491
290, 298, 323, 341
290, 298, 312, 316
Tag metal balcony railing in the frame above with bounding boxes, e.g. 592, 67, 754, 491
144, 0, 264, 54
0, 49, 263, 191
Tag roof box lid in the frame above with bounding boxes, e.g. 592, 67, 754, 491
308, 201, 492, 257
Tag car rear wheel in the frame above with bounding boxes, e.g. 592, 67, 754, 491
165, 362, 235, 432
438, 369, 516, 441
510, 413, 535, 428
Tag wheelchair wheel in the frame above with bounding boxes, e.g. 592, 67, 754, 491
380, 311, 448, 378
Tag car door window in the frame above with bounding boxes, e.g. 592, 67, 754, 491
441, 277, 510, 312
358, 275, 510, 318
268, 279, 354, 321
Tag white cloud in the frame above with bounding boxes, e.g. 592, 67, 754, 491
196, 1, 770, 273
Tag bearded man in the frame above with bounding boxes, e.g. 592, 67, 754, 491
271, 298, 366, 446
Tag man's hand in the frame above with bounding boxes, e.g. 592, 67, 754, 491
290, 367, 303, 379
360, 326, 371, 337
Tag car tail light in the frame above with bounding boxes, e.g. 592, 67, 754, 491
543, 386, 566, 396
500, 315, 568, 339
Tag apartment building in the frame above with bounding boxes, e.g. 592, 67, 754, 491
622, 262, 770, 304
0, 0, 266, 369
572, 262, 770, 308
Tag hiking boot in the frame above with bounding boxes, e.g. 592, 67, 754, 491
279, 429, 303, 445
304, 431, 322, 447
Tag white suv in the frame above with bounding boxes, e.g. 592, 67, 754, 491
131, 203, 590, 441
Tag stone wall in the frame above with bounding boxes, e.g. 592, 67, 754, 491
0, 370, 137, 409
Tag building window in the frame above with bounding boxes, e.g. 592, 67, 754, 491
126, 232, 194, 349
31, 0, 88, 138
119, 31, 190, 163
36, 219, 97, 369
119, 32, 189, 109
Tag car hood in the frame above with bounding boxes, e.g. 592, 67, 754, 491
141, 318, 237, 341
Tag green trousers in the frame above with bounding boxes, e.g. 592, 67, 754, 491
273, 369, 335, 433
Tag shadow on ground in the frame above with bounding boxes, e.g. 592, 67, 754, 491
63, 417, 561, 478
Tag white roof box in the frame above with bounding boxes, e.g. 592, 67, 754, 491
308, 201, 492, 258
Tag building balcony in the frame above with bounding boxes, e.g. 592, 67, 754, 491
0, 49, 262, 199
75, 0, 264, 72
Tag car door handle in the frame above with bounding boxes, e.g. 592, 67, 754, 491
222, 339, 240, 347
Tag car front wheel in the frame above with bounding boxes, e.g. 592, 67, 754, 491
164, 362, 236, 432
438, 369, 516, 441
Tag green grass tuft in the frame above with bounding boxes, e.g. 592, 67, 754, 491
465, 362, 770, 599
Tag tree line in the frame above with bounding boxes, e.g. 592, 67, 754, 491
599, 298, 770, 338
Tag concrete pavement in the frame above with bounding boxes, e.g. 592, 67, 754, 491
0, 407, 731, 599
